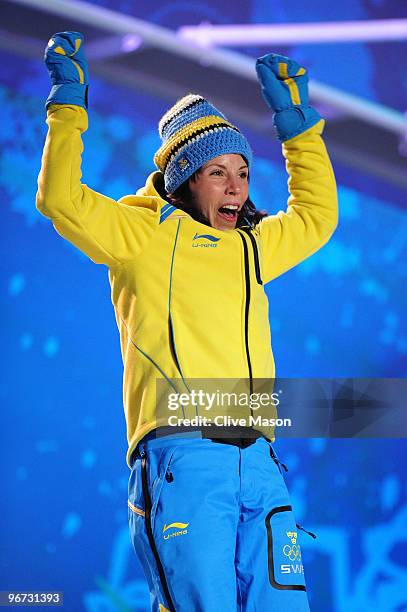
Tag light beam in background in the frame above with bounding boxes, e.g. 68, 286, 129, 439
8, 0, 407, 138
85, 34, 143, 61
178, 19, 407, 47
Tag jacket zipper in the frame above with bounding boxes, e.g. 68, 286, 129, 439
241, 228, 262, 285
140, 450, 176, 612
237, 231, 253, 397
168, 314, 183, 377
168, 219, 189, 389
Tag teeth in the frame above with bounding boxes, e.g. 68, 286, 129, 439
223, 205, 238, 210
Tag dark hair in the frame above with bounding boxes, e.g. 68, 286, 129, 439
167, 167, 268, 229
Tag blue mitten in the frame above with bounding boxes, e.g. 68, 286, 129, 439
255, 53, 321, 141
44, 31, 89, 110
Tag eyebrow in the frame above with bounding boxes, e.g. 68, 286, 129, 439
206, 163, 248, 170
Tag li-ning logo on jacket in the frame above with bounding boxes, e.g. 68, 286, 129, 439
163, 521, 189, 540
192, 233, 220, 248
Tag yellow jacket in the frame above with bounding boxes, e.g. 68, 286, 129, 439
36, 104, 338, 466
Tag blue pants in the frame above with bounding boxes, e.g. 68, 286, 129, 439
128, 433, 310, 611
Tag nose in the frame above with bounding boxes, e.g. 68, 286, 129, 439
225, 176, 241, 194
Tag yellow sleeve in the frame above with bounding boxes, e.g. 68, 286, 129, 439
36, 104, 161, 266
257, 119, 338, 284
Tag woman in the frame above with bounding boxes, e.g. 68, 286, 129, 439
38, 31, 338, 611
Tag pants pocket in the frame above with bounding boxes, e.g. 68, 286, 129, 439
127, 445, 177, 612
265, 505, 307, 591
128, 456, 146, 521
149, 447, 177, 532
127, 445, 177, 527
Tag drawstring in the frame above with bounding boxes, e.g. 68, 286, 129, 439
279, 460, 289, 473
268, 446, 315, 539
269, 446, 288, 473
296, 523, 317, 539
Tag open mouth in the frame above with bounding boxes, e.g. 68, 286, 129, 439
217, 204, 240, 224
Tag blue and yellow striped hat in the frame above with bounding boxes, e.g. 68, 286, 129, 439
154, 94, 253, 194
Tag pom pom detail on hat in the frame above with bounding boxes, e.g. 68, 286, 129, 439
154, 94, 252, 194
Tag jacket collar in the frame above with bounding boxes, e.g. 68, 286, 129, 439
136, 171, 168, 201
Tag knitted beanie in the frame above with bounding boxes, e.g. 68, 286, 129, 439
154, 94, 253, 194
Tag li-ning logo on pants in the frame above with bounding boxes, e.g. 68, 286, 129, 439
163, 522, 189, 540
192, 233, 220, 248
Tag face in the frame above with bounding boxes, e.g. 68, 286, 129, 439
188, 154, 249, 231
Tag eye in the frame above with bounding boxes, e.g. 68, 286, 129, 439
239, 171, 248, 179
210, 169, 223, 176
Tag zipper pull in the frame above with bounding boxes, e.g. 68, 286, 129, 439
296, 523, 317, 539
165, 469, 174, 483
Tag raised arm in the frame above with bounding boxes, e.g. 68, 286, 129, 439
36, 32, 161, 267
254, 54, 338, 284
